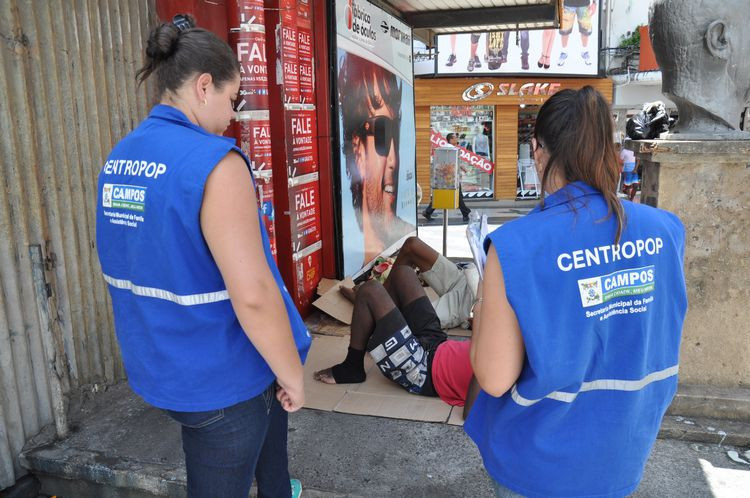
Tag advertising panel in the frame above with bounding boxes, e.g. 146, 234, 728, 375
436, 2, 600, 77
237, 113, 276, 258
227, 0, 265, 28
285, 105, 318, 178
297, 0, 315, 103
289, 180, 321, 252
335, 0, 417, 278
292, 242, 322, 310
280, 0, 301, 104
230, 2, 277, 261
230, 27, 269, 112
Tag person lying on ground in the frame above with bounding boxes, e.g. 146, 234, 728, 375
388, 236, 479, 330
316, 266, 480, 418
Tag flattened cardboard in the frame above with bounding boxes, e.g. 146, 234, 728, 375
316, 278, 339, 296
306, 313, 350, 337
446, 327, 472, 338
305, 334, 453, 423
334, 392, 452, 423
311, 277, 355, 325
447, 406, 465, 426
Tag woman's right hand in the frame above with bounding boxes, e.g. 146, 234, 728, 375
276, 376, 305, 412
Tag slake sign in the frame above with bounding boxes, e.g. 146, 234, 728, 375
462, 81, 563, 102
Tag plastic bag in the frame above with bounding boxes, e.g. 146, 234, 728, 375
626, 101, 672, 139
369, 256, 394, 284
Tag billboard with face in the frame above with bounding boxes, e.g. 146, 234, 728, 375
335, 0, 417, 278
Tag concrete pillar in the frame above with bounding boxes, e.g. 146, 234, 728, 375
627, 140, 750, 418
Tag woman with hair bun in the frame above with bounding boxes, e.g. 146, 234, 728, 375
96, 15, 309, 498
465, 86, 687, 497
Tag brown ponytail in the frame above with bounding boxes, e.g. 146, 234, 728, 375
534, 86, 625, 243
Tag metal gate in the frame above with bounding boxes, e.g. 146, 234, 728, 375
0, 0, 156, 488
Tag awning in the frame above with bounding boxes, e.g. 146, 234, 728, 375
374, 0, 562, 42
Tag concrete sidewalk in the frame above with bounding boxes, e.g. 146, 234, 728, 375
21, 382, 750, 497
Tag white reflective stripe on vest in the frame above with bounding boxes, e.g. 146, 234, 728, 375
511, 365, 679, 407
103, 274, 229, 306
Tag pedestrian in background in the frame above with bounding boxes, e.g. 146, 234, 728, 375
620, 143, 640, 201
96, 14, 310, 498
466, 86, 687, 497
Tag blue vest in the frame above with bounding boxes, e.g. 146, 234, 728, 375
96, 105, 311, 412
465, 182, 687, 497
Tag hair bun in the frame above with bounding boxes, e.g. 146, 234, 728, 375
144, 14, 196, 61
145, 23, 180, 61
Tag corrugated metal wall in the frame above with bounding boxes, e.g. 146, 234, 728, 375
0, 0, 156, 488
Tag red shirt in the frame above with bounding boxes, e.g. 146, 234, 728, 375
431, 340, 473, 406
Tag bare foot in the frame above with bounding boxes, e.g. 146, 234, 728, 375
339, 285, 356, 303
313, 365, 366, 384
313, 368, 337, 384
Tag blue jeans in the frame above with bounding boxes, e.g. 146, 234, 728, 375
165, 382, 291, 498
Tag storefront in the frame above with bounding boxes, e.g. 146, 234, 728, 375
415, 77, 613, 201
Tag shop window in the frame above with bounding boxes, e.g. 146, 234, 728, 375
430, 105, 494, 199
517, 105, 541, 199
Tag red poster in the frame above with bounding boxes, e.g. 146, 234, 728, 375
296, 0, 313, 103
297, 26, 314, 104
237, 114, 272, 171
292, 244, 321, 311
285, 106, 318, 178
280, 0, 300, 104
296, 0, 311, 28
227, 0, 265, 29
230, 28, 269, 112
255, 173, 277, 260
237, 115, 277, 260
289, 181, 321, 252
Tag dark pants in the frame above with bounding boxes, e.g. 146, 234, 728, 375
500, 31, 529, 59
424, 185, 471, 218
164, 383, 291, 498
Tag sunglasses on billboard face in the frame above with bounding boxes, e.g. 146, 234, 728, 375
360, 116, 399, 158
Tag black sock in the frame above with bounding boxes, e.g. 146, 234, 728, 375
330, 347, 366, 384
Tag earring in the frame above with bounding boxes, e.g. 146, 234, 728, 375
201, 98, 207, 107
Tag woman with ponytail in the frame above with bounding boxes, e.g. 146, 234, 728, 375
464, 86, 687, 497
96, 15, 309, 498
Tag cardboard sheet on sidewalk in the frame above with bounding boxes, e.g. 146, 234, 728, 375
446, 327, 471, 338
447, 406, 465, 426
303, 334, 453, 423
311, 277, 355, 325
